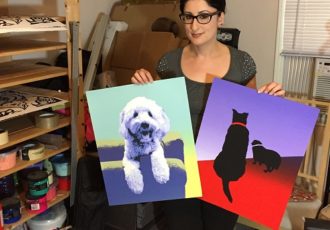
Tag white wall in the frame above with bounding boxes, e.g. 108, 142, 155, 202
225, 0, 279, 87
79, 0, 118, 47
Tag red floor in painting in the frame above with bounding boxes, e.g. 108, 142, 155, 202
198, 157, 302, 229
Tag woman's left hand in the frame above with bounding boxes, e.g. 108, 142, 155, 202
258, 82, 285, 97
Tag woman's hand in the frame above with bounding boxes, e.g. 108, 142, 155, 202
131, 68, 154, 84
258, 82, 285, 97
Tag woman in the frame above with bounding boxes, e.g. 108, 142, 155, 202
132, 0, 284, 229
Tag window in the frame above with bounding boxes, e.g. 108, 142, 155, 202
282, 0, 330, 57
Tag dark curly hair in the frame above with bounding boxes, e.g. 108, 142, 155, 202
180, 0, 226, 13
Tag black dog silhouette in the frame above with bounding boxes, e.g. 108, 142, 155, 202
213, 109, 249, 202
251, 140, 281, 172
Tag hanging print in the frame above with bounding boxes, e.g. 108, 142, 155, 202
86, 77, 202, 205
196, 78, 319, 229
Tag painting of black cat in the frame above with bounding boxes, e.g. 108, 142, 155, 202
251, 140, 281, 172
213, 109, 249, 203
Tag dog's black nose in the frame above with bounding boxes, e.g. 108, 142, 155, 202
141, 122, 149, 129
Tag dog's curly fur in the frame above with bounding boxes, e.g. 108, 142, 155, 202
120, 96, 170, 194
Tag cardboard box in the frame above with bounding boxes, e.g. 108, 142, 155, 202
108, 31, 181, 86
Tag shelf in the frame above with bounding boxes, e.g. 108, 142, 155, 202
0, 115, 70, 149
13, 85, 69, 101
0, 140, 70, 178
0, 37, 66, 57
0, 61, 68, 88
4, 190, 70, 230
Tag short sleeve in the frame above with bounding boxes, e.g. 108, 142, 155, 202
155, 48, 183, 80
156, 55, 169, 79
240, 51, 257, 83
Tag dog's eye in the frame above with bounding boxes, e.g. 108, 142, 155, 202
148, 111, 153, 117
133, 112, 138, 118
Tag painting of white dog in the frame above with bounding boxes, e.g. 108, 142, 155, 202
120, 96, 170, 194
86, 77, 201, 205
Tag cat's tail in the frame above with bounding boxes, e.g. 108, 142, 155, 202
222, 179, 233, 203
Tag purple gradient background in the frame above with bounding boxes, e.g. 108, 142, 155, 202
196, 79, 319, 161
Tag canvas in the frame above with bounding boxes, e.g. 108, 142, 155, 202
196, 79, 319, 229
86, 77, 201, 205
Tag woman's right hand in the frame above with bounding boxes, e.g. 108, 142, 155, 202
131, 68, 154, 84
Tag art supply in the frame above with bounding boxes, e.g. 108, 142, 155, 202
27, 170, 49, 197
44, 159, 54, 185
35, 112, 59, 129
52, 156, 71, 177
0, 147, 17, 171
20, 141, 45, 161
0, 128, 9, 145
46, 183, 57, 201
27, 202, 67, 230
0, 203, 3, 230
25, 194, 47, 214
57, 176, 70, 191
1, 197, 21, 224
0, 175, 15, 200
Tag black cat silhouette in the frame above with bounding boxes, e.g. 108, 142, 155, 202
251, 140, 281, 173
213, 109, 249, 203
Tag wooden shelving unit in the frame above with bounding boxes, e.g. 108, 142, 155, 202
0, 1, 83, 229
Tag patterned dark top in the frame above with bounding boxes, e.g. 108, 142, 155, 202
156, 46, 257, 139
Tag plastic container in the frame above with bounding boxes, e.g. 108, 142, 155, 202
0, 147, 17, 171
0, 203, 3, 230
27, 203, 67, 230
27, 171, 49, 197
0, 175, 15, 200
1, 197, 21, 224
46, 183, 57, 201
51, 156, 71, 177
57, 176, 70, 191
25, 193, 47, 214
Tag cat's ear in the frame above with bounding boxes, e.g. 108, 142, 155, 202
233, 109, 238, 114
243, 112, 249, 117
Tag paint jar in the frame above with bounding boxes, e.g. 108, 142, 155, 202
25, 194, 47, 214
0, 175, 15, 200
0, 203, 3, 230
19, 141, 45, 161
52, 156, 71, 177
27, 171, 49, 197
46, 183, 57, 201
1, 197, 21, 224
44, 159, 54, 185
0, 147, 17, 171
27, 202, 67, 230
57, 176, 70, 191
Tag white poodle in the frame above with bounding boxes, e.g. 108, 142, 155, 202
119, 96, 170, 194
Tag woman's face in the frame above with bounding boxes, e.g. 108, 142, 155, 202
183, 0, 224, 46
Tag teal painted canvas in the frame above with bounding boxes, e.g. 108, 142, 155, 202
86, 77, 202, 205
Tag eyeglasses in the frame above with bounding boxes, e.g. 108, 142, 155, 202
179, 11, 220, 24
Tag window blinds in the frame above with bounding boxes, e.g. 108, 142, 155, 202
282, 0, 330, 57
